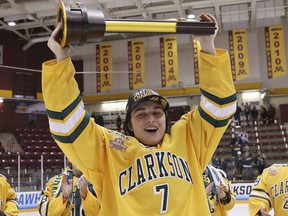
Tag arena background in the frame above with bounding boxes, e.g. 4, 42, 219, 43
0, 1, 287, 215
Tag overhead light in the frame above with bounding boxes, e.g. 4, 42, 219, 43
187, 14, 195, 19
0, 98, 3, 103
8, 21, 16, 26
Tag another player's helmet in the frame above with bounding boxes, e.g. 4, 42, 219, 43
123, 88, 170, 136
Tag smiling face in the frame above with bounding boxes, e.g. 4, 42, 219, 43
129, 101, 166, 146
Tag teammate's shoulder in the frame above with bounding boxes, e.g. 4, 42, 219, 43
270, 163, 288, 168
0, 174, 7, 180
262, 163, 288, 174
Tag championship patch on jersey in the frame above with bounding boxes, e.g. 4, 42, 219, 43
110, 138, 127, 152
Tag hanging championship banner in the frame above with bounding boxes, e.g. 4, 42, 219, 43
160, 36, 179, 87
96, 44, 113, 92
193, 39, 201, 84
265, 25, 287, 79
128, 40, 145, 90
228, 29, 250, 81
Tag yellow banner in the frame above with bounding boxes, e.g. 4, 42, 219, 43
96, 44, 113, 92
229, 29, 250, 81
265, 25, 287, 78
160, 36, 179, 87
128, 40, 145, 90
192, 39, 201, 84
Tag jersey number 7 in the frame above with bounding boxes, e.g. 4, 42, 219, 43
154, 184, 169, 214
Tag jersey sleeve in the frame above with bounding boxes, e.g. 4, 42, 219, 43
178, 49, 236, 171
38, 175, 68, 216
1, 177, 18, 216
42, 58, 106, 190
82, 190, 100, 215
249, 170, 272, 216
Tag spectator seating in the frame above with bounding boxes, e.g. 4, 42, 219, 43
0, 128, 66, 190
214, 118, 288, 180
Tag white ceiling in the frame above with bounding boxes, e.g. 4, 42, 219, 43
0, 0, 287, 50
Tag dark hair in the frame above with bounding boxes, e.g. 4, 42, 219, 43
92, 114, 104, 126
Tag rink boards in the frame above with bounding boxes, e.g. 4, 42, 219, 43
17, 182, 254, 212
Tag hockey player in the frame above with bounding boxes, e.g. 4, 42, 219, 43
42, 13, 236, 215
249, 164, 288, 216
0, 174, 18, 216
38, 162, 99, 216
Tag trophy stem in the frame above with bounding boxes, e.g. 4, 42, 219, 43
105, 20, 215, 34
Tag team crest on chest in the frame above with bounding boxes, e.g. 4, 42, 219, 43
110, 138, 127, 152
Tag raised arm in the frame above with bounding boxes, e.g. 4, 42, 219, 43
42, 22, 106, 194
184, 13, 236, 170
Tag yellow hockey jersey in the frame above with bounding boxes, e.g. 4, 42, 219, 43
0, 174, 18, 216
42, 49, 236, 215
249, 164, 288, 216
203, 167, 236, 216
38, 172, 99, 216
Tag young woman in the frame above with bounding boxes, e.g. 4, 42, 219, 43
42, 13, 236, 215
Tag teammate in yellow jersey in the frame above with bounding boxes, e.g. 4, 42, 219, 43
38, 162, 99, 216
203, 165, 236, 215
42, 13, 236, 215
249, 164, 288, 216
0, 174, 18, 216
